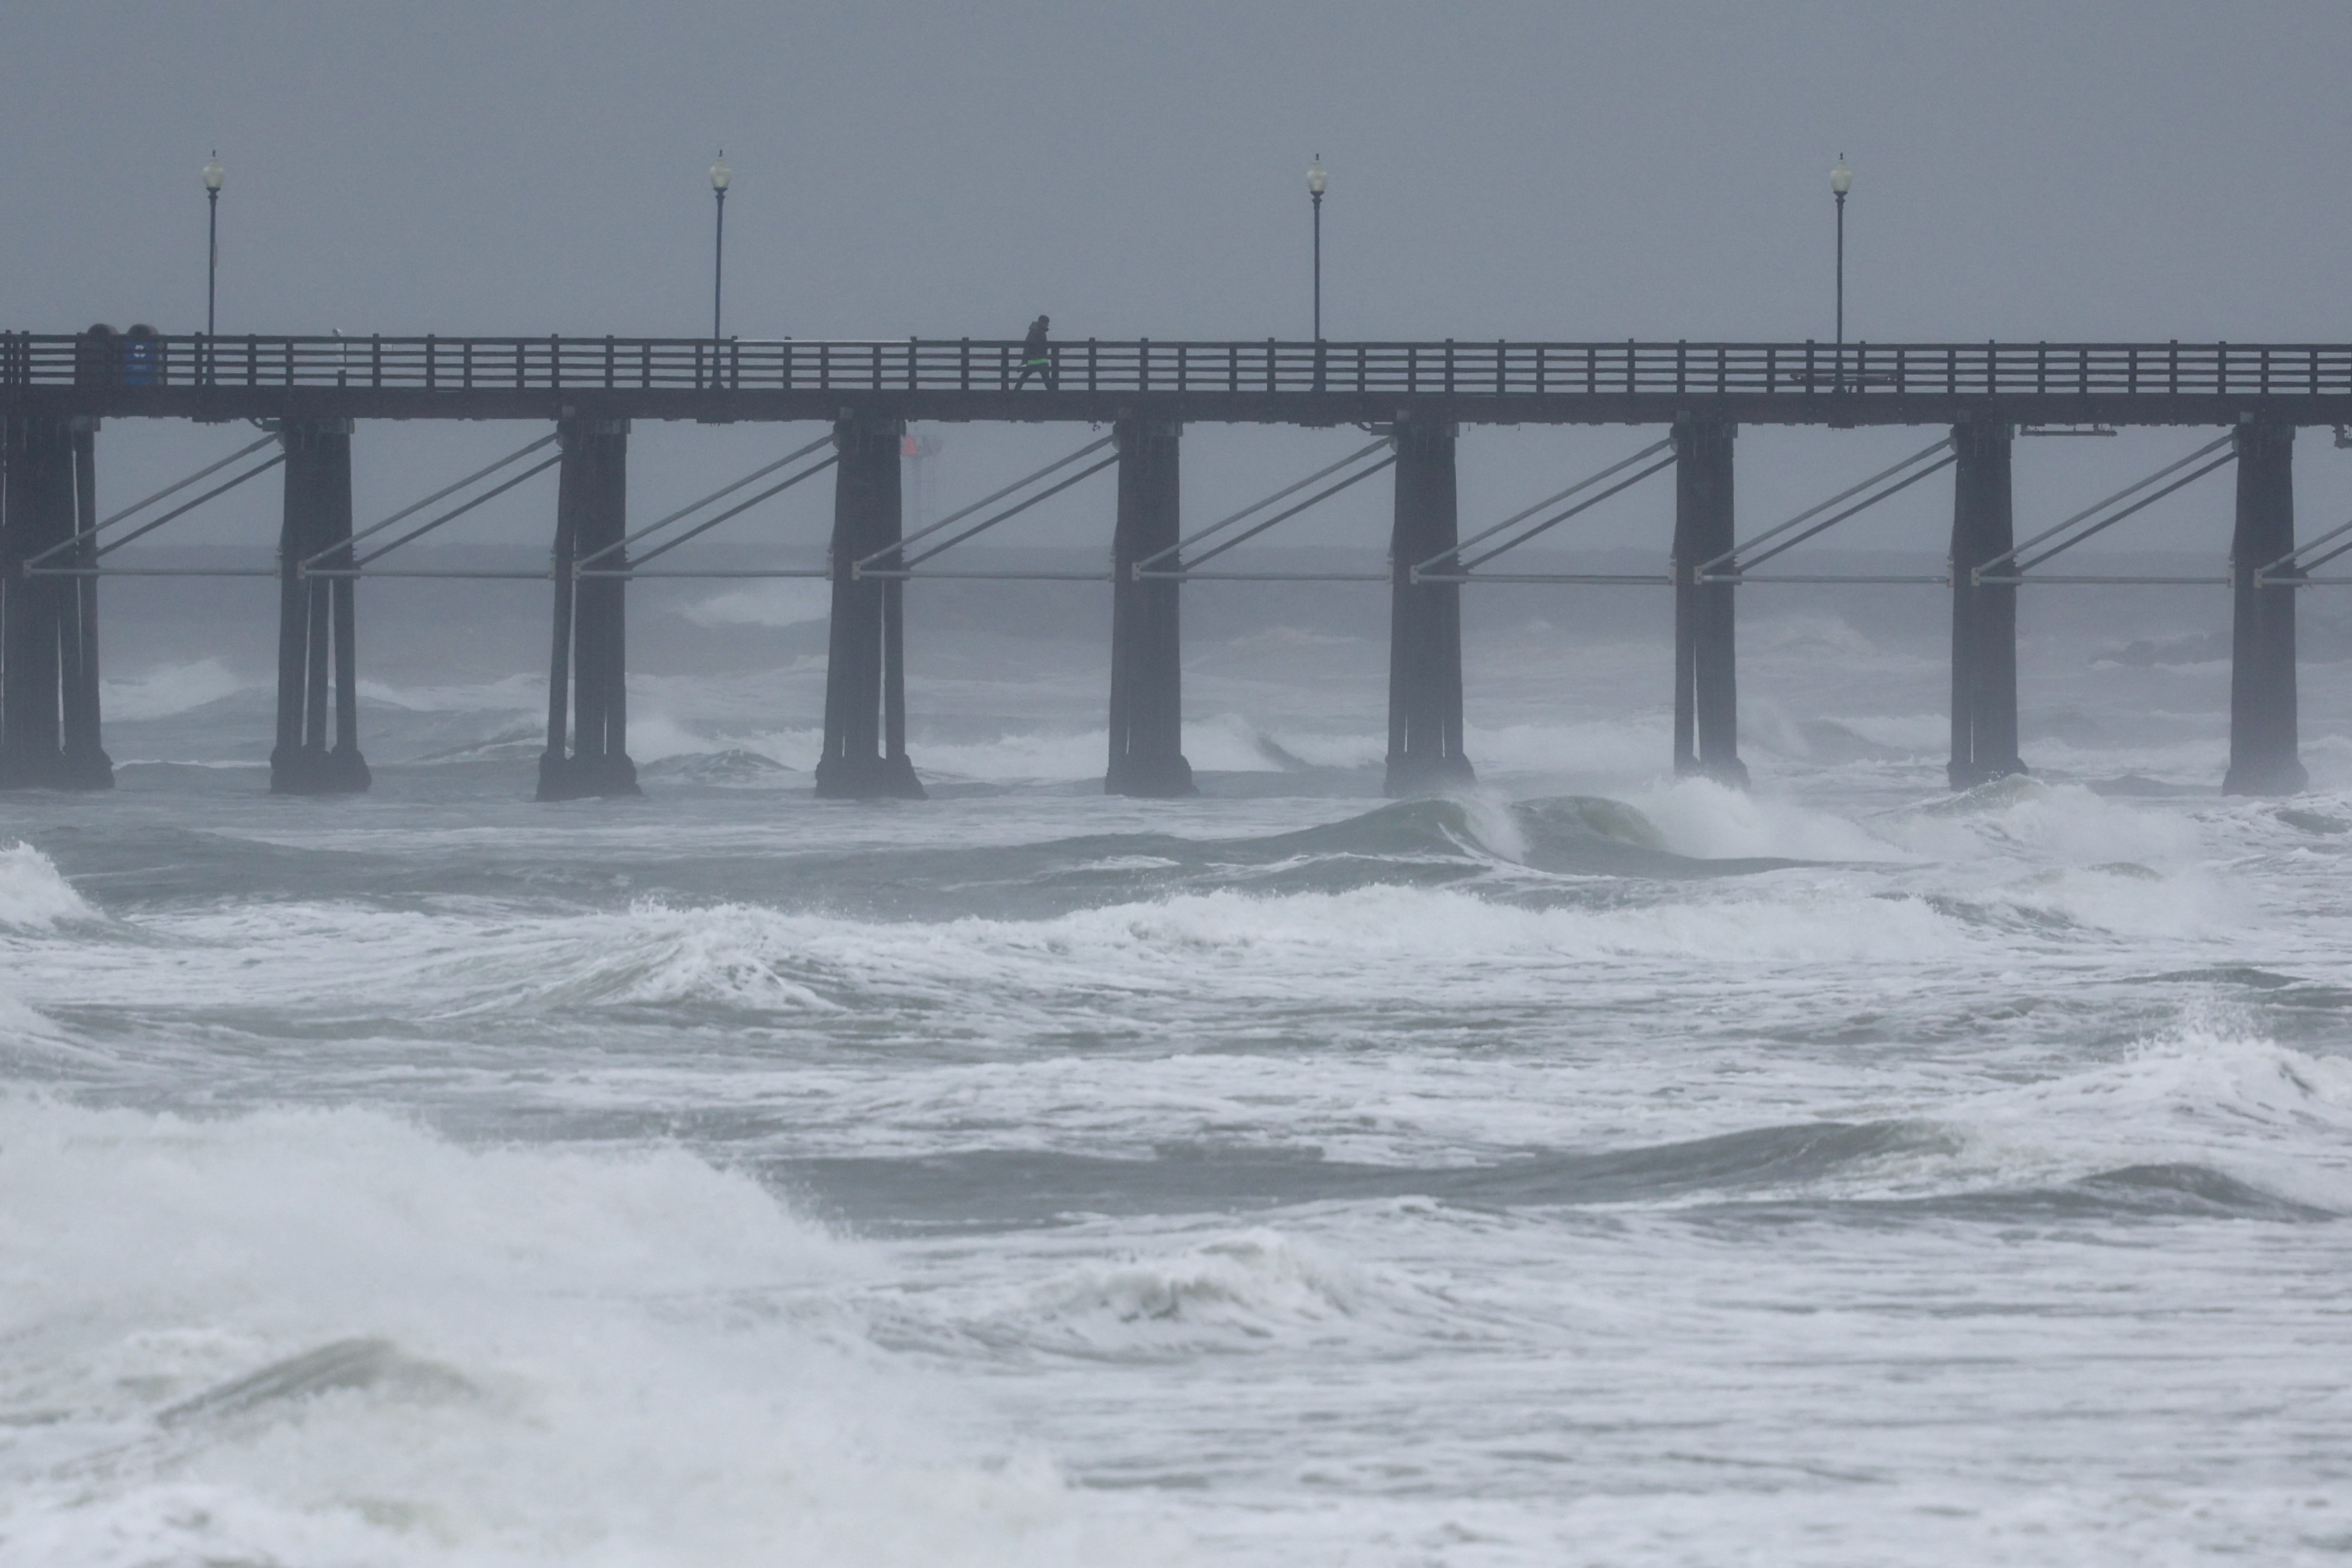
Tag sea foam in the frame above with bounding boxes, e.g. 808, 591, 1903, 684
0, 1098, 1181, 1568
0, 843, 94, 930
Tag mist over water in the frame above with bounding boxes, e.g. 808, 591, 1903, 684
6, 551, 2352, 1567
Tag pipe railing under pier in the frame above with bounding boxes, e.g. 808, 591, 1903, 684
301, 433, 562, 578
1974, 434, 2238, 585
576, 435, 836, 580
1133, 438, 1395, 583
852, 435, 1117, 581
23, 433, 283, 578
1411, 437, 1678, 585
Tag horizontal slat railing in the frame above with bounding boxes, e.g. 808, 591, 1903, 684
6, 334, 2351, 399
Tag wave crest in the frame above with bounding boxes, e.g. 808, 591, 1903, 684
0, 843, 93, 929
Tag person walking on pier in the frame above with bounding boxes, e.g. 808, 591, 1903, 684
1015, 314, 1056, 390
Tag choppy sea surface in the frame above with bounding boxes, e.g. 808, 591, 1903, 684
4, 582, 2351, 1567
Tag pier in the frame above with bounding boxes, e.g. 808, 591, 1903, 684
6, 330, 2349, 799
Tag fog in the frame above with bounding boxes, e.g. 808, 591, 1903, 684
5, 1, 2349, 555
13, 12, 2352, 1565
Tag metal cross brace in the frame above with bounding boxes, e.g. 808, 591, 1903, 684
866, 451, 1119, 574
2257, 512, 2352, 585
1132, 437, 1392, 576
574, 433, 833, 570
299, 432, 560, 571
1139, 451, 1396, 579
1696, 435, 1954, 581
576, 453, 837, 577
87, 453, 287, 561
1426, 444, 1680, 580
853, 435, 1115, 574
22, 431, 281, 569
1973, 433, 2235, 583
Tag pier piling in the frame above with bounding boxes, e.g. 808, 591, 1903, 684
59, 418, 110, 786
1, 414, 111, 788
270, 419, 369, 794
538, 416, 640, 801
1107, 418, 1194, 796
817, 410, 924, 799
2224, 419, 2305, 794
1672, 417, 1746, 787
1947, 420, 2025, 790
1385, 417, 1474, 796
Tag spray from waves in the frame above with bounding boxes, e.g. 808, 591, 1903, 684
1470, 1020, 2352, 1219
7, 877, 1990, 1035
601, 713, 1357, 783
813, 1027, 2352, 1235
0, 846, 90, 1060
98, 658, 252, 723
1871, 777, 2207, 865
1630, 747, 2323, 880
853, 1217, 1565, 1374
0, 790, 2271, 1041
1453, 715, 1674, 781
0, 844, 94, 930
1179, 793, 1777, 877
353, 673, 546, 715
680, 578, 831, 628
910, 1229, 1379, 1362
878, 716, 1336, 783
1642, 1015, 2352, 1219
640, 747, 804, 786
0, 1097, 1183, 1568
1901, 1019, 2352, 1213
1626, 775, 1914, 862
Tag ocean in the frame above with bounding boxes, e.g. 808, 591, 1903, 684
3, 546, 2349, 1566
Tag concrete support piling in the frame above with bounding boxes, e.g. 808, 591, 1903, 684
1385, 418, 1474, 796
2, 419, 69, 785
59, 422, 110, 785
1106, 418, 1195, 797
271, 419, 369, 794
1947, 421, 2025, 790
2224, 419, 2305, 795
537, 417, 640, 801
1, 415, 111, 787
817, 410, 924, 799
1671, 417, 1746, 787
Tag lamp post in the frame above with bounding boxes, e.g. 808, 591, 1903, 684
1830, 155, 1853, 348
202, 152, 224, 336
709, 151, 731, 343
1307, 156, 1328, 341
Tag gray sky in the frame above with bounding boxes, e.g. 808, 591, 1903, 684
5, 1, 2348, 556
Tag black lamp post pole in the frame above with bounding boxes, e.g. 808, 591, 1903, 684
709, 151, 733, 346
1829, 155, 1853, 392
1833, 189, 1846, 350
1307, 156, 1329, 390
1312, 188, 1323, 342
204, 152, 222, 337
206, 190, 219, 336
712, 186, 726, 342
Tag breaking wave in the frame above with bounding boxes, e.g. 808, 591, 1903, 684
0, 1097, 1181, 1568
0, 843, 94, 930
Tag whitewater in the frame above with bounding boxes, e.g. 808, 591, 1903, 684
4, 567, 2351, 1567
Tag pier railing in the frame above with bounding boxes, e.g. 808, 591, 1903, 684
6, 333, 2351, 400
